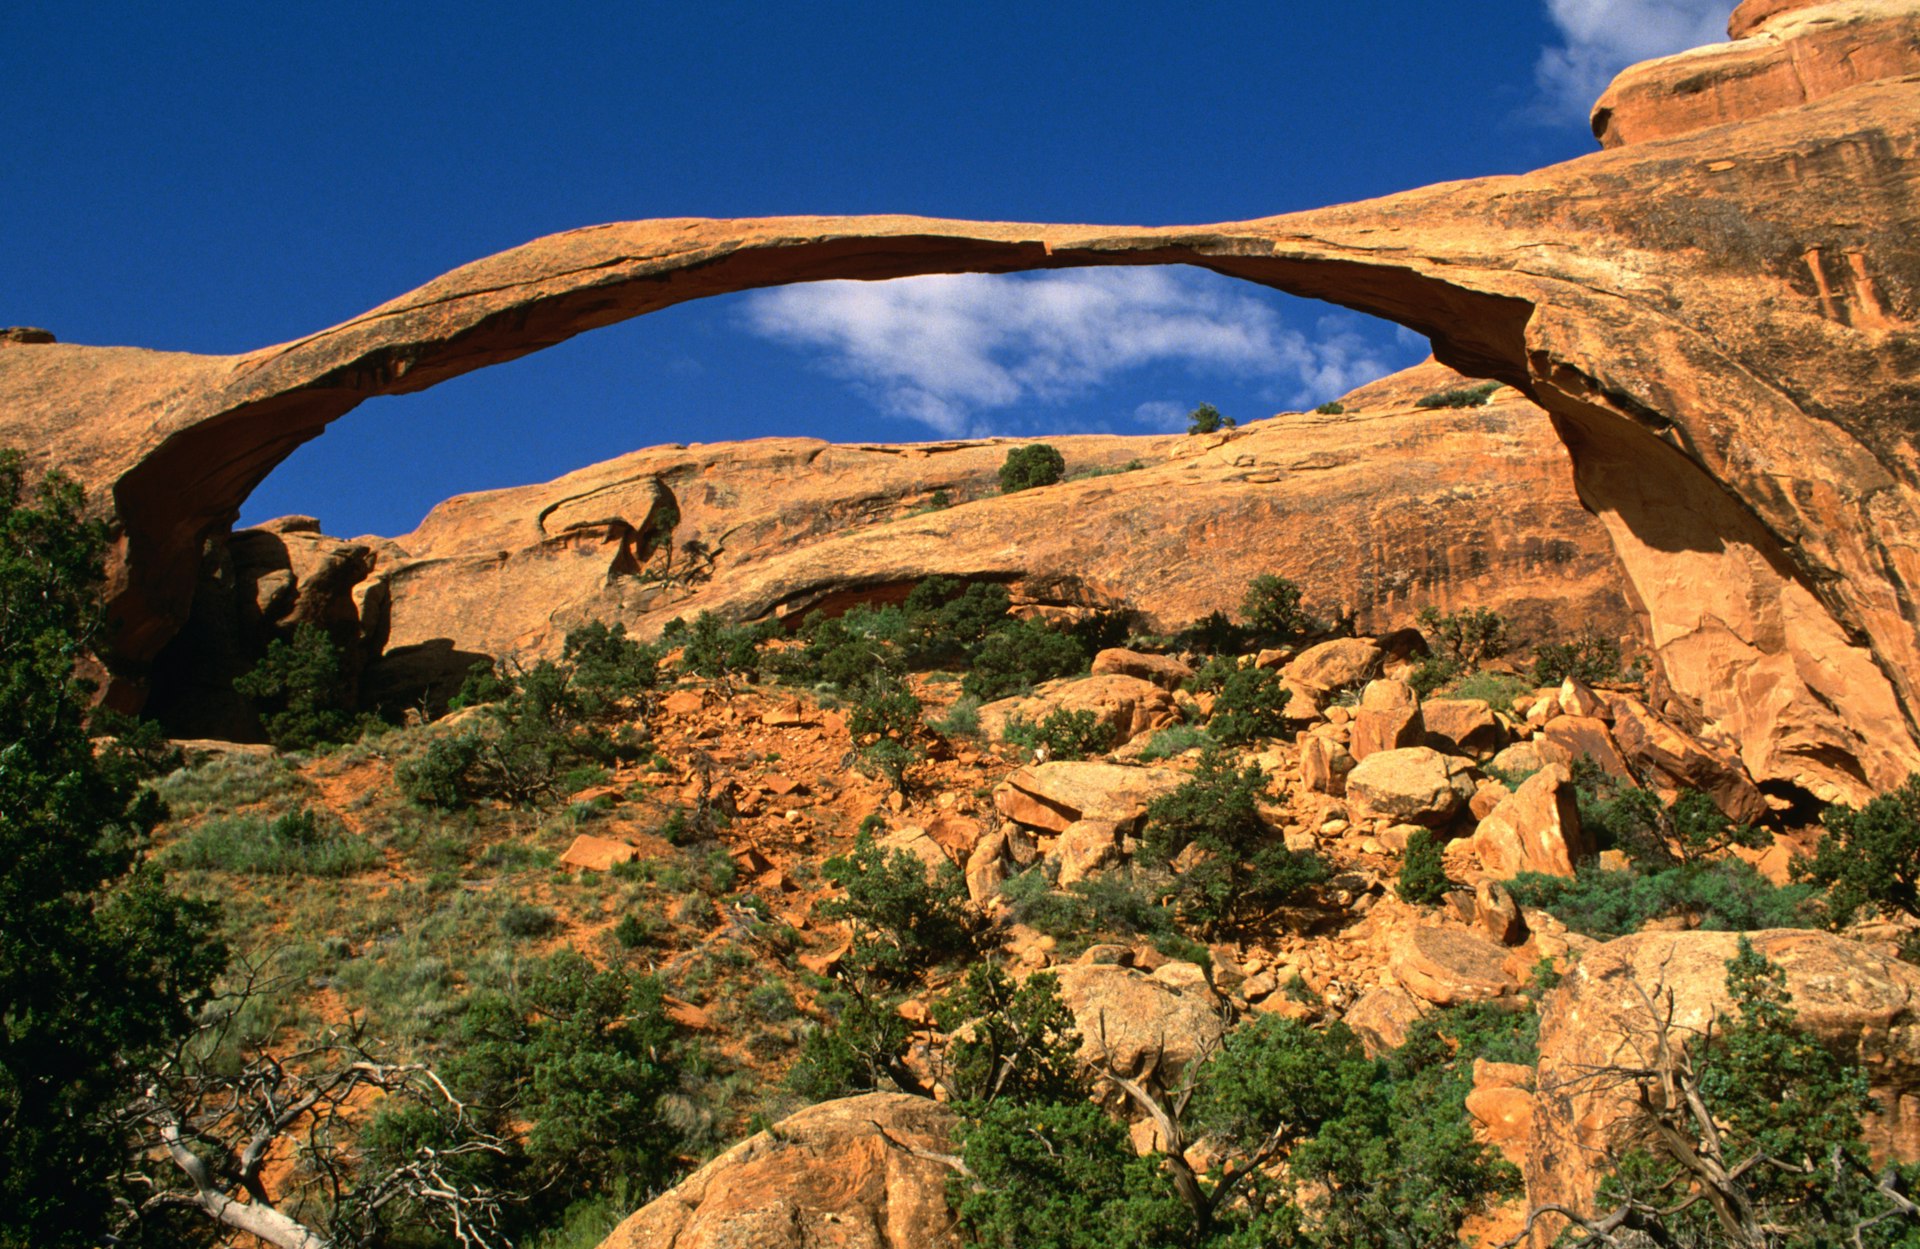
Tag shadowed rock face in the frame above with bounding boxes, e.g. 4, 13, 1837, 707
2, 1, 1917, 801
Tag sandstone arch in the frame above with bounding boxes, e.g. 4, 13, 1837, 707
2, 5, 1917, 802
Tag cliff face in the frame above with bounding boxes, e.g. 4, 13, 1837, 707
3, 1, 1919, 801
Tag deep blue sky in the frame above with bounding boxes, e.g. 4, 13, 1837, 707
2, 1, 1732, 537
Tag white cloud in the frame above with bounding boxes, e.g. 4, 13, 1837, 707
740, 268, 1400, 437
1536, 0, 1729, 120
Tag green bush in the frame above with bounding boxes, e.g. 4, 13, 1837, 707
1507, 859, 1816, 939
1172, 609, 1249, 656
1205, 666, 1293, 745
163, 808, 379, 878
233, 622, 360, 751
1415, 604, 1509, 667
1314, 400, 1345, 415
934, 964, 1084, 1105
500, 901, 560, 938
928, 695, 982, 738
674, 611, 776, 680
1587, 941, 1915, 1246
1240, 573, 1310, 646
961, 620, 1088, 701
1530, 627, 1623, 686
998, 443, 1067, 493
819, 831, 982, 983
1003, 707, 1116, 760
1796, 773, 1920, 925
1397, 829, 1451, 905
1141, 750, 1328, 930
1185, 403, 1235, 435
1134, 724, 1211, 760
785, 989, 916, 1103
1414, 381, 1500, 409
996, 868, 1181, 955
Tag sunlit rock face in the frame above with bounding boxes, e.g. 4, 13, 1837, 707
3, 0, 1919, 800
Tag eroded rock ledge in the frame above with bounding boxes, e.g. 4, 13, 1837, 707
2, 1, 1917, 802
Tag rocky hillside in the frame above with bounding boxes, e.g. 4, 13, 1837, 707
142, 358, 1635, 744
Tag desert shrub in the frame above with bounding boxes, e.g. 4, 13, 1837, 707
499, 901, 560, 939
933, 964, 1084, 1105
1186, 403, 1235, 435
1507, 859, 1816, 939
1568, 759, 1770, 868
1406, 656, 1461, 698
902, 577, 1013, 665
819, 831, 982, 982
1314, 400, 1345, 415
612, 913, 658, 950
163, 807, 379, 878
447, 658, 514, 711
1002, 707, 1116, 760
785, 989, 916, 1103
846, 669, 921, 743
927, 695, 982, 738
961, 620, 1088, 701
746, 977, 798, 1024
1397, 829, 1451, 905
1205, 666, 1293, 745
1414, 381, 1500, 409
998, 443, 1066, 493
1141, 750, 1328, 930
1441, 668, 1532, 712
674, 611, 776, 680
1135, 724, 1211, 760
1795, 772, 1920, 925
233, 622, 359, 750
1240, 573, 1310, 646
951, 1098, 1189, 1249
561, 620, 663, 711
1415, 604, 1509, 667
778, 609, 900, 689
997, 868, 1180, 955
1584, 941, 1915, 1247
1172, 609, 1249, 656
1530, 626, 1623, 686
153, 751, 310, 817
420, 951, 681, 1219
854, 737, 916, 792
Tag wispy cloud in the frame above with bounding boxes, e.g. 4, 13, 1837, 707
739, 268, 1399, 437
1535, 0, 1729, 120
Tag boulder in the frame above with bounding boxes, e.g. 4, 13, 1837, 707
1050, 819, 1121, 887
1474, 878, 1528, 946
993, 762, 1185, 836
1346, 746, 1476, 826
1283, 638, 1384, 694
1343, 982, 1430, 1055
1423, 697, 1506, 758
1466, 1059, 1536, 1168
1091, 647, 1194, 691
979, 673, 1179, 748
1528, 929, 1920, 1225
1390, 925, 1521, 1005
1471, 765, 1589, 879
596, 1092, 959, 1249
963, 832, 1009, 905
1350, 678, 1424, 760
877, 826, 951, 873
1299, 732, 1356, 797
1557, 678, 1607, 720
1488, 739, 1572, 778
1539, 716, 1632, 781
1608, 695, 1769, 825
1050, 962, 1225, 1080
559, 834, 642, 872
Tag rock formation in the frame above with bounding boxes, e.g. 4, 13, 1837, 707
3, 1, 1918, 805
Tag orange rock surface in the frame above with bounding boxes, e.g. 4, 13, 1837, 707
3, 1, 1918, 804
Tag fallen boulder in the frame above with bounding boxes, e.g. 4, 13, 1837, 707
1471, 765, 1589, 879
1346, 746, 1476, 826
596, 1092, 959, 1249
993, 761, 1185, 835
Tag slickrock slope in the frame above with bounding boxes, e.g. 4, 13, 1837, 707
371, 364, 1620, 674
4, 0, 1918, 802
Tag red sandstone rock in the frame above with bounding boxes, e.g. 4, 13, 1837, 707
1351, 679, 1424, 761
1472, 765, 1590, 879
7, 5, 1920, 805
